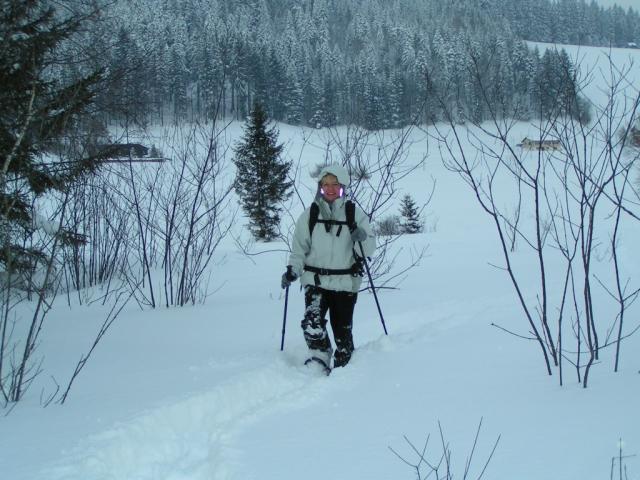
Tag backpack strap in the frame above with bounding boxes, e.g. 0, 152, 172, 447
309, 202, 320, 235
309, 200, 356, 236
304, 200, 363, 286
303, 262, 364, 286
345, 200, 356, 232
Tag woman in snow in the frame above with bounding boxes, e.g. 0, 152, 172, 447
281, 164, 375, 373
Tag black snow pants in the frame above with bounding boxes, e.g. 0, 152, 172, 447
302, 285, 357, 368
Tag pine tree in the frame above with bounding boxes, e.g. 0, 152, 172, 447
399, 194, 423, 234
388, 72, 406, 128
233, 102, 292, 241
1, 0, 104, 286
283, 71, 304, 125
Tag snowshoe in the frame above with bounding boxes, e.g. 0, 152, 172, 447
304, 356, 331, 376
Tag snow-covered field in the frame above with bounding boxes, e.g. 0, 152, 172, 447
1, 44, 639, 480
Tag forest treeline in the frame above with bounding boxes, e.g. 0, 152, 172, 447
497, 0, 638, 46
77, 0, 637, 128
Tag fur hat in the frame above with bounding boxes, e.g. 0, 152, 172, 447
317, 163, 350, 188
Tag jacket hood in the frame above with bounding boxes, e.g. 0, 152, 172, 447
317, 164, 350, 188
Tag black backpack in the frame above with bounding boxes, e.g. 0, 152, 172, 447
308, 200, 356, 237
304, 200, 363, 285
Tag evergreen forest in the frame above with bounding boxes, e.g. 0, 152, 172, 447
76, 0, 640, 128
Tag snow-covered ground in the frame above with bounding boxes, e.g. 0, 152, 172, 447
1, 44, 639, 480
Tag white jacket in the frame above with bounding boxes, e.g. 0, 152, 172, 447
288, 196, 376, 293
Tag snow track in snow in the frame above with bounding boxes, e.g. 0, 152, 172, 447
43, 355, 334, 480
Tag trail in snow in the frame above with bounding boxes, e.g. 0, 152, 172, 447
40, 343, 370, 480
37, 308, 473, 480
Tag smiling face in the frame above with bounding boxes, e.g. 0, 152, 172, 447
320, 174, 343, 203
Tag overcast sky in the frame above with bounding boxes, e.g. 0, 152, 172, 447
594, 0, 637, 10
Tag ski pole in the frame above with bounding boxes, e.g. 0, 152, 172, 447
358, 241, 388, 335
280, 284, 289, 351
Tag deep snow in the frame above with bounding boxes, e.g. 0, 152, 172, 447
1, 43, 639, 480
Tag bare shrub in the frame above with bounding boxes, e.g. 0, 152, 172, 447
375, 215, 402, 236
390, 419, 500, 480
427, 44, 640, 386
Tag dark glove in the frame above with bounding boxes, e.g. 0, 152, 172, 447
350, 226, 367, 243
281, 266, 298, 289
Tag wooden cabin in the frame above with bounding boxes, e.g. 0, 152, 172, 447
98, 143, 149, 159
518, 137, 562, 151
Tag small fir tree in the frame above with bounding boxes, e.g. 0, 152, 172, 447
233, 102, 292, 241
399, 194, 423, 234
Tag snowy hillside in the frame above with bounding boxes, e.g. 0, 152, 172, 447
1, 44, 640, 480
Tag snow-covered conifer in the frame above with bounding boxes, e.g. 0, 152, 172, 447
233, 102, 292, 241
1, 0, 105, 275
399, 194, 423, 234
